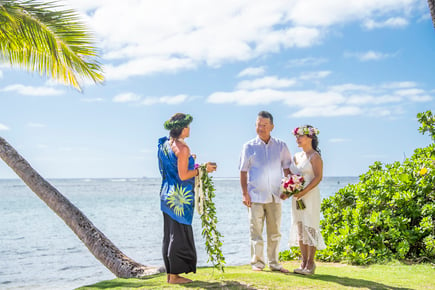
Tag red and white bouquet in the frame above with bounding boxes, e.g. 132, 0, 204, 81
281, 174, 306, 210
281, 174, 304, 196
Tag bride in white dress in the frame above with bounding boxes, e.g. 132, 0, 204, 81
286, 125, 326, 275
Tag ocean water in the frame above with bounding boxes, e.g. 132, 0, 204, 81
0, 176, 358, 290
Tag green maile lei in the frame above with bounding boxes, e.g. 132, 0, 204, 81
164, 114, 193, 130
196, 164, 226, 272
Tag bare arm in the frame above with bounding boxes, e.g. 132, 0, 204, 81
176, 143, 217, 180
177, 145, 198, 181
283, 168, 291, 177
280, 167, 292, 200
240, 171, 251, 207
293, 153, 323, 199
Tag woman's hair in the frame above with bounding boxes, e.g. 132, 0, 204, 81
306, 125, 321, 156
293, 124, 321, 155
164, 113, 193, 138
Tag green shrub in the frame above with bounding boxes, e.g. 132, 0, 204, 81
316, 111, 435, 265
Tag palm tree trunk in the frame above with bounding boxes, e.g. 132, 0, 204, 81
0, 136, 163, 278
429, 0, 435, 30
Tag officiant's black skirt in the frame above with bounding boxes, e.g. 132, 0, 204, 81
162, 213, 197, 274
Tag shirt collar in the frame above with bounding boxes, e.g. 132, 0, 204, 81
256, 135, 274, 145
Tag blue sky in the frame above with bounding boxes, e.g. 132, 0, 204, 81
1, 0, 434, 179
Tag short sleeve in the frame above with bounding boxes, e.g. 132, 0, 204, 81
239, 143, 250, 172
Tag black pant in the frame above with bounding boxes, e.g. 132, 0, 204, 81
162, 213, 197, 274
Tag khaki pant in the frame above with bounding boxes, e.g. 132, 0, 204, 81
249, 202, 282, 270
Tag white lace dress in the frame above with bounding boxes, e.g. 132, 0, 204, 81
289, 151, 326, 249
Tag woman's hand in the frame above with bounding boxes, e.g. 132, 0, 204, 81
206, 162, 217, 173
280, 193, 289, 200
292, 191, 304, 199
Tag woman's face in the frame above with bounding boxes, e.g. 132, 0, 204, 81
181, 126, 190, 138
296, 134, 311, 148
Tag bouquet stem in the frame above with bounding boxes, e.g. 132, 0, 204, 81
296, 198, 306, 210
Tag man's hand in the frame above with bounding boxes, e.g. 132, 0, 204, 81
242, 193, 251, 207
280, 193, 289, 200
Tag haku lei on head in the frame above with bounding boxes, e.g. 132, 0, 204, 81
293, 125, 319, 137
194, 164, 226, 272
164, 114, 193, 130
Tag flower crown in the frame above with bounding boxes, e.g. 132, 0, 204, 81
293, 126, 319, 137
164, 114, 193, 130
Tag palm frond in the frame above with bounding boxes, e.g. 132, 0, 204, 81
0, 0, 104, 91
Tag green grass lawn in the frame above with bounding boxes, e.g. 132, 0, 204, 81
77, 261, 435, 290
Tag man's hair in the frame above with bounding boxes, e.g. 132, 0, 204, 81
257, 110, 273, 124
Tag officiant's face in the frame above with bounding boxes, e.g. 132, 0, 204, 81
256, 117, 274, 142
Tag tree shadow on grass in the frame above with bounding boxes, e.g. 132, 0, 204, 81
79, 274, 258, 289
305, 274, 413, 290
184, 280, 257, 289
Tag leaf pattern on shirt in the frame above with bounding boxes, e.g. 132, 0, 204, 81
167, 184, 193, 216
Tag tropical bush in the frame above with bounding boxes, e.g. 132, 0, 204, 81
281, 111, 435, 265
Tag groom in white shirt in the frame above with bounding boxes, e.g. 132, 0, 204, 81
239, 110, 292, 273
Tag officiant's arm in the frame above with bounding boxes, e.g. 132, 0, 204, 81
293, 154, 323, 198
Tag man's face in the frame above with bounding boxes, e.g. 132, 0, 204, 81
256, 117, 274, 141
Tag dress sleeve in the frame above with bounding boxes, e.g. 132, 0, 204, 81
281, 142, 292, 169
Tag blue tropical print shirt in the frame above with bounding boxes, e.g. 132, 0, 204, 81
158, 136, 195, 225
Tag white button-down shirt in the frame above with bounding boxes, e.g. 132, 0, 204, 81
239, 136, 292, 203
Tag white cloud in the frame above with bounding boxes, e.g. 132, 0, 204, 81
105, 57, 196, 80
112, 92, 141, 103
363, 17, 409, 30
142, 94, 190, 105
287, 57, 328, 67
207, 89, 345, 107
382, 81, 417, 89
286, 0, 418, 27
237, 67, 266, 78
1, 84, 64, 96
282, 91, 346, 107
331, 84, 372, 93
394, 89, 433, 102
236, 76, 296, 90
291, 106, 363, 117
394, 88, 424, 96
207, 89, 287, 105
344, 50, 396, 61
60, 0, 420, 80
0, 70, 3, 79
407, 95, 433, 102
0, 123, 10, 131
299, 71, 331, 80
346, 94, 402, 105
207, 78, 432, 118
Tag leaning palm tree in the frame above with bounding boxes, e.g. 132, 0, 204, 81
429, 0, 435, 30
0, 0, 162, 278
